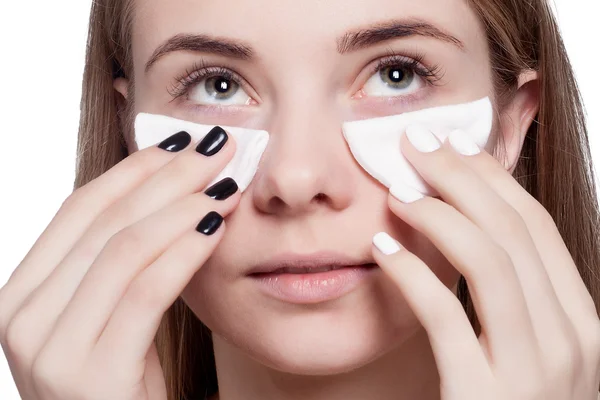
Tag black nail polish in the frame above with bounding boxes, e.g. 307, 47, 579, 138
196, 126, 228, 156
204, 178, 239, 201
158, 131, 192, 152
196, 211, 224, 235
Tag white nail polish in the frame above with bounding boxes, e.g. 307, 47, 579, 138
373, 232, 402, 255
390, 181, 425, 204
405, 125, 441, 153
448, 129, 481, 156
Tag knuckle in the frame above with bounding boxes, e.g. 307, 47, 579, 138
178, 192, 211, 217
124, 278, 164, 311
106, 227, 146, 259
492, 209, 527, 238
426, 294, 463, 331
31, 355, 76, 399
583, 318, 600, 357
168, 150, 198, 179
119, 149, 160, 179
4, 313, 28, 355
60, 187, 86, 210
422, 291, 450, 317
468, 244, 513, 283
0, 291, 12, 340
75, 237, 104, 265
95, 199, 133, 232
438, 151, 461, 172
513, 381, 546, 400
545, 339, 582, 381
523, 197, 556, 229
4, 311, 34, 358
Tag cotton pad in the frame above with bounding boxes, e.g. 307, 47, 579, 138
134, 113, 269, 192
342, 97, 493, 196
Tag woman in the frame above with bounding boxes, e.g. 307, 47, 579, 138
1, 0, 599, 399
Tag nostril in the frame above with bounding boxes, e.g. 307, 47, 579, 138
314, 193, 327, 203
267, 196, 286, 211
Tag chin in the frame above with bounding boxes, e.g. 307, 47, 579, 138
191, 275, 422, 376
211, 314, 402, 375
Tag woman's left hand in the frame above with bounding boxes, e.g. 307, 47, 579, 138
371, 127, 600, 400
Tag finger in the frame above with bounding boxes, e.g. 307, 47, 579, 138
143, 344, 168, 400
372, 232, 493, 387
94, 215, 226, 364
43, 190, 238, 359
443, 129, 597, 327
385, 191, 540, 370
0, 135, 186, 331
398, 128, 574, 355
5, 129, 234, 364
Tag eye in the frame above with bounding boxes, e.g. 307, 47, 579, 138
168, 64, 255, 107
356, 54, 442, 99
362, 65, 423, 97
188, 74, 252, 106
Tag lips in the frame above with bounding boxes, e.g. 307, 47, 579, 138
268, 265, 348, 274
246, 252, 375, 276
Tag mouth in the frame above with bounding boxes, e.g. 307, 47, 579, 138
250, 263, 378, 277
247, 253, 379, 304
247, 252, 376, 275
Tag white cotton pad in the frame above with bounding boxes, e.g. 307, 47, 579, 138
342, 97, 493, 196
134, 113, 269, 192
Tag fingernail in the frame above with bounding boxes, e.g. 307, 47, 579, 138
447, 129, 480, 156
196, 211, 224, 235
157, 131, 192, 152
405, 125, 441, 153
204, 177, 239, 201
390, 181, 424, 204
196, 126, 228, 156
373, 232, 402, 255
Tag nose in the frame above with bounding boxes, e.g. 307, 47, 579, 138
251, 103, 354, 217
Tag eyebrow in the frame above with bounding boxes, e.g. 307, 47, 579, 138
145, 33, 254, 73
337, 19, 465, 53
145, 19, 464, 73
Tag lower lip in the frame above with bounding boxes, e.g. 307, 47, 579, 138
249, 264, 378, 304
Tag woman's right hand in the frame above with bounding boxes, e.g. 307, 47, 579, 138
0, 127, 239, 400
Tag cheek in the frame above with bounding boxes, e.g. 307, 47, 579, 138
180, 262, 245, 344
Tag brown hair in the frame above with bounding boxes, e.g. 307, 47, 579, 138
76, 0, 600, 398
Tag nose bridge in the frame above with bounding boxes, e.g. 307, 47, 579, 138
272, 93, 342, 151
251, 91, 352, 215
268, 97, 336, 198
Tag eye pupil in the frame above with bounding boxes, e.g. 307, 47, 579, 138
389, 69, 404, 82
215, 78, 230, 93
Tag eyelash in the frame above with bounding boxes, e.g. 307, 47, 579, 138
369, 50, 443, 87
167, 51, 444, 101
167, 60, 246, 101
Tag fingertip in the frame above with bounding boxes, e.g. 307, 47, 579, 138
196, 211, 225, 236
389, 181, 425, 204
372, 232, 403, 256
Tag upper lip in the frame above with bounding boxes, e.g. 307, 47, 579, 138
246, 251, 376, 275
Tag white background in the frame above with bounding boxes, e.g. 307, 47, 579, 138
0, 1, 598, 398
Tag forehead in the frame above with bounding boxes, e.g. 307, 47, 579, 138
132, 0, 485, 64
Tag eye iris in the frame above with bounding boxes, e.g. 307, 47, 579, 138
380, 66, 414, 89
206, 76, 238, 99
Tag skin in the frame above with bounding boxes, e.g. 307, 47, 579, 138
116, 0, 597, 398
0, 0, 598, 399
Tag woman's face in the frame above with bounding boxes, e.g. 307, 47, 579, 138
126, 0, 495, 373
